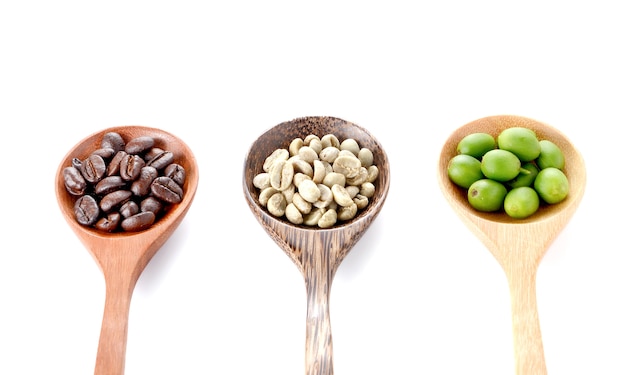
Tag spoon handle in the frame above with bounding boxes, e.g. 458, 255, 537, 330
94, 276, 134, 375
507, 269, 547, 375
303, 244, 335, 375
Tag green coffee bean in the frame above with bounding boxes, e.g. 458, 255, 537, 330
457, 132, 496, 159
255, 133, 379, 227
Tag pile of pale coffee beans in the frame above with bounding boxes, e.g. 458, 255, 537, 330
62, 132, 186, 232
253, 133, 379, 228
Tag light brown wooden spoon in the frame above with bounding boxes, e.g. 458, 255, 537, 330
438, 115, 586, 375
243, 116, 390, 375
55, 126, 199, 375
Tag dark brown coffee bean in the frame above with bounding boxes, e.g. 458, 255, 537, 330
107, 150, 127, 176
164, 163, 186, 186
147, 150, 174, 170
63, 166, 87, 196
95, 176, 126, 195
151, 176, 183, 204
144, 147, 164, 162
130, 166, 158, 197
74, 195, 100, 226
72, 157, 82, 169
100, 190, 132, 212
140, 196, 163, 215
95, 212, 121, 232
81, 154, 106, 184
101, 132, 125, 152
119, 154, 145, 181
64, 131, 186, 233
121, 211, 155, 232
92, 147, 115, 159
119, 200, 139, 218
125, 136, 154, 154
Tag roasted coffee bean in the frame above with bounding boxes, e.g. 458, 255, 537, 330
101, 132, 126, 152
145, 147, 165, 162
121, 211, 155, 232
119, 200, 139, 218
92, 147, 115, 159
63, 166, 87, 196
81, 154, 106, 184
151, 176, 183, 204
147, 150, 174, 170
119, 154, 145, 181
140, 196, 163, 215
95, 212, 121, 232
107, 150, 127, 176
72, 157, 82, 169
130, 166, 158, 197
74, 195, 100, 226
64, 131, 186, 233
95, 176, 126, 195
100, 190, 132, 212
125, 136, 154, 154
164, 163, 186, 186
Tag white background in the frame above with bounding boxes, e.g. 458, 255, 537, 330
1, 1, 624, 374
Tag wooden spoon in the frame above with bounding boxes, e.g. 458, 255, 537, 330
243, 116, 390, 375
438, 115, 586, 375
55, 126, 199, 375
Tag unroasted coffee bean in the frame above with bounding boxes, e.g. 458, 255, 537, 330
151, 176, 183, 204
100, 190, 132, 212
63, 166, 87, 196
63, 131, 186, 232
121, 211, 155, 232
74, 195, 100, 225
254, 133, 379, 228
81, 154, 106, 184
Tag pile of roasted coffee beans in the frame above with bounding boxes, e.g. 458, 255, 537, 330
62, 132, 186, 232
253, 133, 379, 228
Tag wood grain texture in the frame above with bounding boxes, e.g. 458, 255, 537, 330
243, 116, 390, 375
438, 115, 586, 375
55, 126, 199, 375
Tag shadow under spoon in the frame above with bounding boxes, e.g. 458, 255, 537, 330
243, 116, 390, 375
55, 126, 199, 375
438, 115, 586, 375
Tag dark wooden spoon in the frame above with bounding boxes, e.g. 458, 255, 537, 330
243, 116, 390, 375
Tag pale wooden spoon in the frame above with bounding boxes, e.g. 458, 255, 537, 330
438, 115, 586, 375
55, 126, 199, 375
243, 116, 390, 375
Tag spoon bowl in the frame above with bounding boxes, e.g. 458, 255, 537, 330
55, 126, 198, 375
438, 115, 586, 374
243, 116, 390, 375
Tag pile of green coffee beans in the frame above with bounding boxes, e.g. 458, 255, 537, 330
253, 134, 379, 228
447, 127, 569, 219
